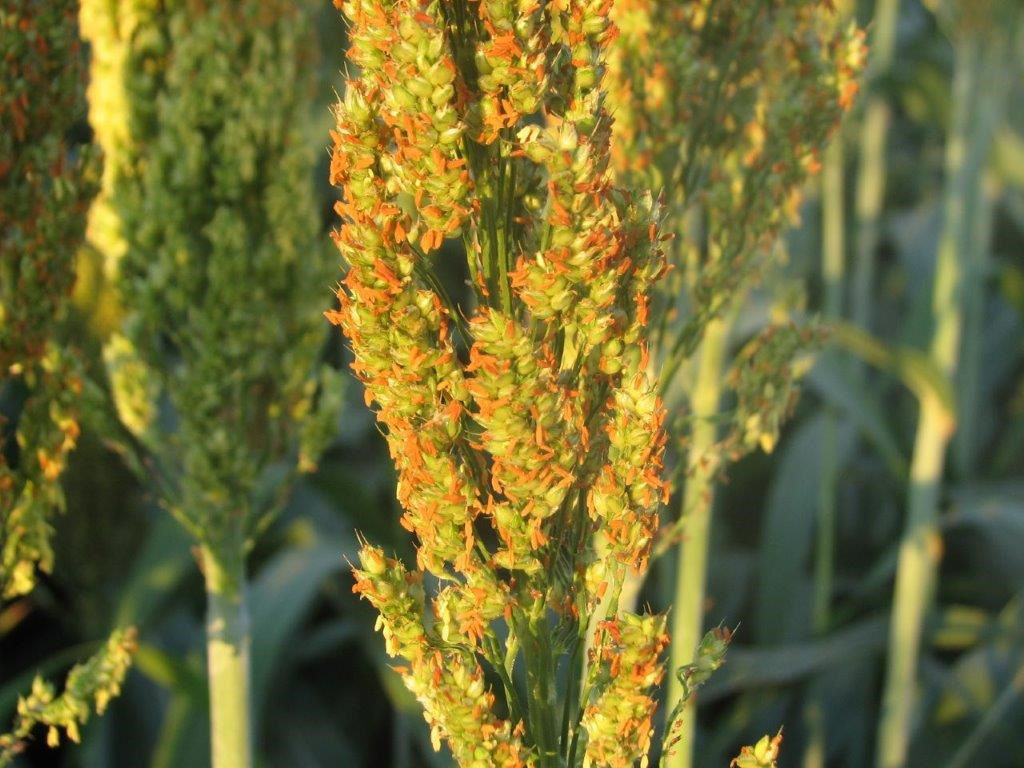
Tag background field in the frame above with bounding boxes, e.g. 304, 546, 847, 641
2, 1, 1023, 766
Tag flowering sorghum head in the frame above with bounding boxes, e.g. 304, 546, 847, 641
609, 0, 866, 361
332, 1, 671, 764
80, 0, 337, 551
0, 0, 94, 598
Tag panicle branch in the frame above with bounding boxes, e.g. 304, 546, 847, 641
0, 628, 136, 765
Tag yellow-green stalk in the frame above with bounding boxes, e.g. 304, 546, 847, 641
851, 0, 900, 334
814, 51, 852, 653
875, 4, 1019, 766
80, 2, 336, 766
664, 314, 731, 764
805, 115, 849, 768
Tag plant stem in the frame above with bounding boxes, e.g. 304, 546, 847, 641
202, 543, 253, 768
952, 169, 995, 479
875, 17, 1012, 763
816, 137, 846, 635
851, 0, 900, 336
875, 394, 949, 768
804, 135, 846, 768
664, 314, 730, 768
951, 13, 1017, 477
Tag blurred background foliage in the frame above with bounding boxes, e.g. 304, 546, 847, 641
2, 0, 1024, 766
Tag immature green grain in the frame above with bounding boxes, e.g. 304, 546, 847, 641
80, 2, 335, 765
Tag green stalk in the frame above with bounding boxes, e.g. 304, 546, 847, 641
875, 17, 1012, 764
202, 543, 253, 768
875, 394, 950, 768
512, 607, 559, 768
816, 137, 846, 634
804, 135, 846, 768
664, 314, 731, 768
951, 11, 1017, 476
851, 0, 900, 334
952, 169, 996, 479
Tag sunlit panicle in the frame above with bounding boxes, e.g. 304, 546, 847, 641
333, 2, 671, 764
353, 545, 532, 767
581, 614, 669, 768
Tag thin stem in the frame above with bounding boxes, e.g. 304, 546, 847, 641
875, 17, 1012, 763
536, 617, 560, 768
822, 136, 847, 329
664, 314, 731, 768
559, 634, 582, 758
951, 11, 1017, 477
815, 138, 846, 636
511, 607, 559, 768
851, 0, 900, 337
201, 541, 253, 768
952, 170, 995, 479
496, 154, 514, 314
804, 134, 846, 768
483, 634, 525, 728
875, 395, 949, 768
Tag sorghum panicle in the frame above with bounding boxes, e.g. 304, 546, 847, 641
0, 0, 94, 598
333, 1, 670, 765
726, 324, 822, 458
81, 0, 336, 548
608, 0, 866, 361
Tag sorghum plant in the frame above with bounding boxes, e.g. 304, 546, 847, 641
331, 1, 673, 766
605, 4, 864, 766
80, 1, 337, 765
0, 2, 134, 759
332, 1, 805, 765
0, 0, 93, 600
